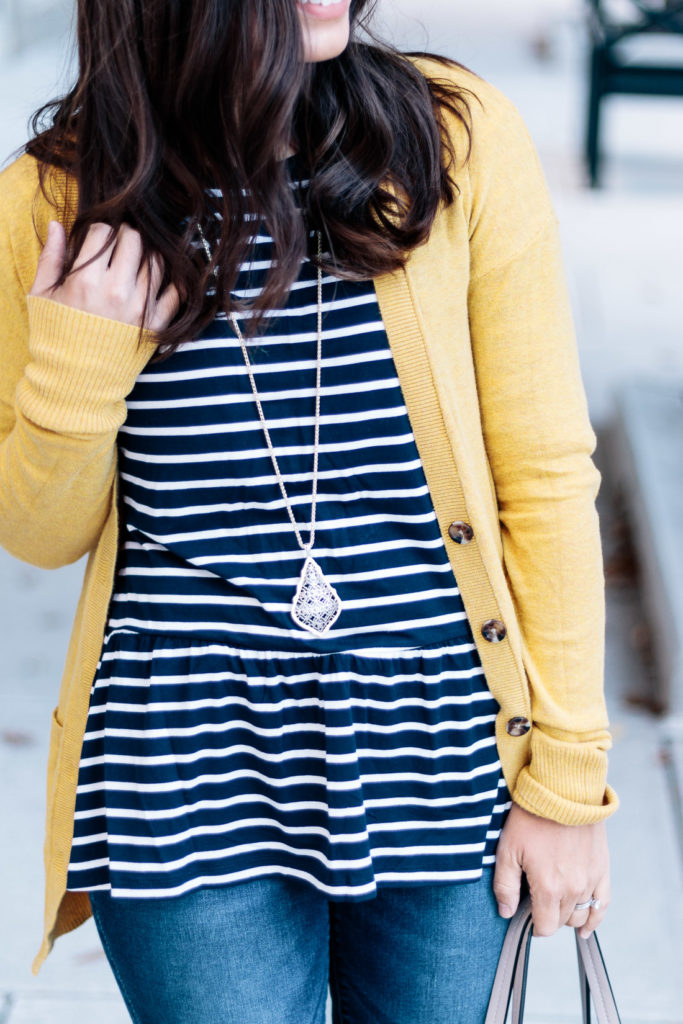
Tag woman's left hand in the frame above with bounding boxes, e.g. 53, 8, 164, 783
493, 803, 610, 939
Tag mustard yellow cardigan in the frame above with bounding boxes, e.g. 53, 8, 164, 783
0, 62, 617, 974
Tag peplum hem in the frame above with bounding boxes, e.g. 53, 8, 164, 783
67, 628, 511, 900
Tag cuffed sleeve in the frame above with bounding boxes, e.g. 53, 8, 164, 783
513, 729, 618, 825
0, 159, 157, 568
461, 84, 616, 821
17, 297, 156, 434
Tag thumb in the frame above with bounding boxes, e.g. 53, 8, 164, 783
493, 849, 523, 920
30, 220, 67, 296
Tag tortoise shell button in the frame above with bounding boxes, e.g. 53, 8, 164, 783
448, 521, 474, 545
481, 619, 507, 643
506, 717, 532, 737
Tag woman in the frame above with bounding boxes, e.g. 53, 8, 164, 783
0, 0, 617, 1021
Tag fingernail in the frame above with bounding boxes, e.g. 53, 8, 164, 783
498, 904, 513, 919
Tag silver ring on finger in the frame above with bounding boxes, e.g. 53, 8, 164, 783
574, 896, 601, 912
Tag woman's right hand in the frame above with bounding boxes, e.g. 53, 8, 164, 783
30, 221, 180, 333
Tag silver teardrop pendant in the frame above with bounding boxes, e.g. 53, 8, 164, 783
291, 556, 342, 636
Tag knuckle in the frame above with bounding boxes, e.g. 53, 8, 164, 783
495, 842, 516, 865
493, 880, 516, 899
534, 886, 556, 905
68, 281, 89, 305
76, 265, 97, 285
88, 223, 111, 244
107, 283, 130, 305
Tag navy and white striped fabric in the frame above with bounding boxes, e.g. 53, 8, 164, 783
66, 184, 511, 900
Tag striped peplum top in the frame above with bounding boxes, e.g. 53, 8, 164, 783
66, 178, 512, 901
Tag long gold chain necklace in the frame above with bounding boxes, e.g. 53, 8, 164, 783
197, 225, 342, 636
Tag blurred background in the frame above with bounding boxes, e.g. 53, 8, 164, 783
1, 1, 682, 1021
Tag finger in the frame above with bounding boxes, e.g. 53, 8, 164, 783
30, 220, 67, 296
559, 873, 597, 929
109, 224, 144, 285
529, 887, 562, 937
140, 257, 167, 334
73, 222, 117, 273
147, 253, 165, 298
146, 283, 181, 332
578, 878, 610, 940
565, 893, 592, 932
493, 847, 523, 920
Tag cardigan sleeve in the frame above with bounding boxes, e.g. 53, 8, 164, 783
463, 89, 615, 821
0, 156, 156, 569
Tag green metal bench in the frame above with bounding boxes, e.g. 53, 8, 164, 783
586, 0, 683, 185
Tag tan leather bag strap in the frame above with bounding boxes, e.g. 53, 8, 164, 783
485, 897, 622, 1024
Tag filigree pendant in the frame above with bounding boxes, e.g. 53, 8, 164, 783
291, 556, 342, 635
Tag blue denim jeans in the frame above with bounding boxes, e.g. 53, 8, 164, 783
89, 868, 508, 1024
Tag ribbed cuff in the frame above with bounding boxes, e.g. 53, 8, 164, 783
512, 729, 619, 826
17, 296, 158, 434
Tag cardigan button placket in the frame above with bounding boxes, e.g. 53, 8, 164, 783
481, 618, 507, 643
448, 520, 474, 545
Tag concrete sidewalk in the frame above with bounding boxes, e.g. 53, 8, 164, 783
2, 1, 683, 1020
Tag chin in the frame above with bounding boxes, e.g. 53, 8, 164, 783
298, 5, 351, 63
305, 36, 350, 62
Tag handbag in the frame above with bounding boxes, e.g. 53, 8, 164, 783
485, 897, 622, 1024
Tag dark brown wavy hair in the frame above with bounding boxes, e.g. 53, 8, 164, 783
27, 0, 474, 349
